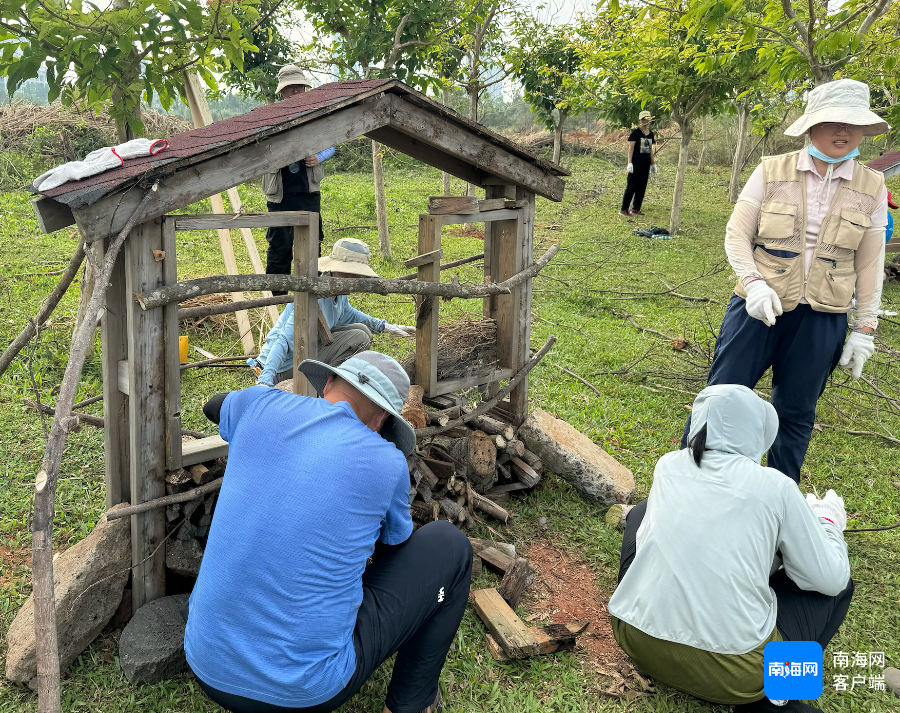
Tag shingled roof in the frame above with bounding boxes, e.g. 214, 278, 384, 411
866, 150, 900, 179
34, 78, 568, 212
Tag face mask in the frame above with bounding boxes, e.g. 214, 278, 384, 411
807, 145, 860, 164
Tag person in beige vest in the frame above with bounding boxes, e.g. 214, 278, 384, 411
681, 79, 889, 483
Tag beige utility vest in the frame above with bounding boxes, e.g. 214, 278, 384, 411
734, 149, 884, 314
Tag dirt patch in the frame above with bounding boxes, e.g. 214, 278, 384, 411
448, 225, 485, 240
0, 545, 32, 586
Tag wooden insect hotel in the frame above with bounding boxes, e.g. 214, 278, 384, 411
30, 79, 568, 613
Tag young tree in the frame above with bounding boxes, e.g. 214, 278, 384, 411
0, 0, 271, 141
305, 0, 469, 259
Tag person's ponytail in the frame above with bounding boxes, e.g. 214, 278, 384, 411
688, 424, 708, 467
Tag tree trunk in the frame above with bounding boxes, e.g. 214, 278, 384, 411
697, 115, 708, 173
371, 140, 391, 260
71, 242, 102, 341
552, 110, 568, 165
728, 101, 751, 203
669, 119, 694, 235
442, 88, 452, 195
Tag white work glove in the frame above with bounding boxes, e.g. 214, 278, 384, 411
650, 164, 658, 176
743, 279, 783, 327
383, 323, 416, 338
806, 490, 847, 531
839, 331, 875, 379
626, 162, 634, 173
33, 149, 122, 191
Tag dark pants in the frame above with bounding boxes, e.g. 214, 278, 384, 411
619, 500, 854, 651
266, 192, 325, 295
681, 296, 847, 483
193, 521, 473, 713
621, 166, 650, 212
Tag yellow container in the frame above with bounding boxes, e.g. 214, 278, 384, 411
179, 336, 189, 364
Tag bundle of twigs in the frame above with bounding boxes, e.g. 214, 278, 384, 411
178, 293, 238, 333
402, 316, 498, 383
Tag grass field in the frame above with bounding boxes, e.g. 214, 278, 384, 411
1, 150, 899, 713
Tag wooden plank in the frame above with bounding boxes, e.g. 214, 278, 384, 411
886, 242, 900, 253
182, 435, 229, 466
494, 214, 521, 372
485, 482, 531, 496
31, 196, 75, 234
479, 198, 506, 211
471, 588, 540, 658
432, 368, 513, 397
117, 360, 129, 395
417, 215, 441, 397
510, 188, 534, 426
101, 237, 130, 507
161, 217, 182, 471
125, 219, 167, 611
388, 95, 565, 202
365, 125, 484, 188
173, 213, 312, 230
292, 217, 320, 397
317, 307, 333, 346
437, 209, 519, 226
74, 97, 392, 243
510, 457, 541, 488
498, 557, 533, 609
479, 546, 515, 574
429, 196, 478, 214
404, 249, 443, 269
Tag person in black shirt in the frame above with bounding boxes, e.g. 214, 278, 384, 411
620, 110, 658, 217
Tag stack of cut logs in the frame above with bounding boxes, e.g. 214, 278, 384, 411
405, 400, 545, 531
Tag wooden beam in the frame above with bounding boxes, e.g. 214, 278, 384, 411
161, 217, 182, 471
435, 209, 519, 226
292, 217, 319, 397
101, 236, 130, 507
510, 188, 534, 426
428, 196, 478, 214
416, 215, 441, 397
173, 212, 312, 231
388, 95, 565, 202
125, 219, 167, 611
73, 97, 392, 243
31, 196, 76, 234
471, 588, 540, 658
432, 368, 513, 397
404, 249, 443, 269
182, 435, 229, 466
317, 307, 333, 346
397, 252, 484, 281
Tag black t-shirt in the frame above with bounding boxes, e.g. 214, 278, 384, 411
628, 129, 655, 166
281, 161, 310, 194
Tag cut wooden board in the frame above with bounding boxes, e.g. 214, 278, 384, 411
404, 248, 444, 268
471, 588, 540, 658
478, 198, 506, 211
485, 620, 590, 661
479, 546, 514, 574
429, 195, 478, 214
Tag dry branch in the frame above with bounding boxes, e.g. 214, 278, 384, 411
24, 400, 209, 439
178, 295, 291, 320
137, 246, 559, 310
397, 252, 484, 280
106, 477, 224, 520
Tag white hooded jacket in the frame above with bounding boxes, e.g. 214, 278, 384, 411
608, 384, 850, 655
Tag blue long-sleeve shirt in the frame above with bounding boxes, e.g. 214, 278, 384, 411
256, 297, 386, 385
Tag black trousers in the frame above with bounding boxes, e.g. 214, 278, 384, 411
681, 296, 847, 483
621, 165, 650, 211
619, 500, 854, 649
193, 521, 473, 713
266, 192, 325, 295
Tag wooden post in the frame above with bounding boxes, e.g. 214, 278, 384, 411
161, 217, 182, 470
482, 185, 516, 399
125, 219, 167, 610
416, 215, 441, 396
509, 189, 534, 425
292, 215, 319, 396
101, 236, 130, 508
491, 188, 523, 408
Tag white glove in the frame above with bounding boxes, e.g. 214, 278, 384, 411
626, 163, 634, 173
383, 323, 416, 337
839, 331, 875, 379
806, 490, 847, 531
743, 280, 783, 327
34, 139, 169, 191
650, 164, 658, 176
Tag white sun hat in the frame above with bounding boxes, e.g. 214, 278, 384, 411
784, 79, 889, 137
318, 238, 380, 278
276, 65, 313, 95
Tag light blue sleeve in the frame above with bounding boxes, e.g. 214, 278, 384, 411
379, 457, 414, 545
316, 146, 335, 164
219, 387, 268, 442
258, 305, 294, 386
334, 294, 386, 333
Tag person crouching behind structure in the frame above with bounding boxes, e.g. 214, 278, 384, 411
185, 351, 472, 713
251, 238, 415, 385
681, 79, 889, 483
611, 385, 853, 713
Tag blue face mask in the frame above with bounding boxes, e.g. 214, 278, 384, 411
808, 145, 860, 164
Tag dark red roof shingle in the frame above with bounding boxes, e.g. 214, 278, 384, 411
866, 150, 900, 173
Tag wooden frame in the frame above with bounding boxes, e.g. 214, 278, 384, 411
292, 219, 320, 396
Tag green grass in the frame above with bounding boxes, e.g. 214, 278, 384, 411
1, 153, 899, 712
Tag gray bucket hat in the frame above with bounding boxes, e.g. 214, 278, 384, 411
298, 351, 416, 455
785, 79, 889, 137
276, 65, 313, 95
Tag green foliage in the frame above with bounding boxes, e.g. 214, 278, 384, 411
0, 0, 265, 136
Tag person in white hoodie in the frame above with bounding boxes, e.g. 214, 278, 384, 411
609, 384, 852, 713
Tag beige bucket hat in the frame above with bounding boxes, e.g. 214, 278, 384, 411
638, 110, 654, 121
276, 65, 313, 95
318, 238, 379, 278
785, 79, 889, 137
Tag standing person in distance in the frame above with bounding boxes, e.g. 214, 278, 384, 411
262, 65, 335, 294
681, 79, 890, 484
620, 110, 658, 218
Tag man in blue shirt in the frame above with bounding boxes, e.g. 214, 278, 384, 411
252, 238, 415, 384
186, 351, 472, 713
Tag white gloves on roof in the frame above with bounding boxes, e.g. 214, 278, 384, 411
743, 280, 783, 327
806, 490, 847, 531
839, 331, 875, 379
383, 323, 415, 337
33, 138, 169, 191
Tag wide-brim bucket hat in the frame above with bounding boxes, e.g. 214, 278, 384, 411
638, 110, 654, 121
276, 65, 313, 95
318, 237, 379, 277
785, 79, 889, 137
298, 351, 416, 455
